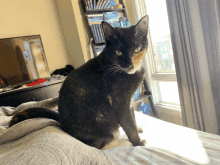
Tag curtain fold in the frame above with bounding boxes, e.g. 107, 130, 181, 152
166, 0, 219, 135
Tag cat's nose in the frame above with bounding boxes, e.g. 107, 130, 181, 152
126, 65, 134, 71
129, 65, 134, 70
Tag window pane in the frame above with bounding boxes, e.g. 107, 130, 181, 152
158, 81, 180, 104
145, 0, 175, 72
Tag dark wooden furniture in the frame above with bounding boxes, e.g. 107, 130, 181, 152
0, 79, 64, 107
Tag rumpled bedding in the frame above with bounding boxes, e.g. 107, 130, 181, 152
1, 97, 220, 165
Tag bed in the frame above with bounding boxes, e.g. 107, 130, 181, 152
0, 97, 220, 165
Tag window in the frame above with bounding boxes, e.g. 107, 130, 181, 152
144, 0, 181, 111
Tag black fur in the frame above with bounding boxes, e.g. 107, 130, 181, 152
51, 64, 74, 76
10, 15, 149, 149
9, 107, 58, 127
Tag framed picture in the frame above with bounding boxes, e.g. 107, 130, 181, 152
23, 50, 30, 60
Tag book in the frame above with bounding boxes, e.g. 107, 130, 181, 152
126, 21, 130, 27
100, 0, 108, 9
87, 14, 104, 43
95, 24, 101, 42
93, 0, 96, 9
92, 24, 99, 43
118, 17, 126, 27
103, 0, 111, 9
83, 0, 89, 10
111, 0, 116, 7
97, 0, 103, 9
98, 24, 105, 42
86, 0, 91, 10
103, 12, 119, 23
87, 14, 104, 25
100, 0, 106, 9
140, 83, 143, 95
90, 25, 95, 41
96, 0, 102, 9
106, 0, 113, 9
113, 21, 120, 27
95, 45, 106, 55
89, 0, 93, 9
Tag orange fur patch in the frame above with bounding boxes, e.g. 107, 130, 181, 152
131, 49, 147, 72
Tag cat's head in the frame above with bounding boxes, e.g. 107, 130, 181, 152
102, 15, 149, 74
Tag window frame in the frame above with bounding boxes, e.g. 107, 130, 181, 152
135, 0, 181, 111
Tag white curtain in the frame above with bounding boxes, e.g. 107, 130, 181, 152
166, 0, 220, 135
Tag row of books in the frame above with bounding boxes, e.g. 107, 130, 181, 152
91, 24, 105, 43
83, 0, 116, 10
95, 45, 106, 55
87, 12, 130, 44
133, 82, 146, 100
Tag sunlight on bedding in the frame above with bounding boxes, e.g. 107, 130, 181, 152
104, 112, 211, 164
136, 112, 209, 164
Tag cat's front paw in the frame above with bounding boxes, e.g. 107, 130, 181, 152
138, 127, 143, 133
133, 139, 147, 146
139, 140, 146, 146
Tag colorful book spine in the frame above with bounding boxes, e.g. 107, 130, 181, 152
86, 0, 91, 10
97, 0, 104, 9
90, 25, 98, 43
126, 21, 130, 27
96, 0, 102, 9
96, 45, 106, 55
100, 0, 108, 9
95, 24, 101, 42
98, 24, 105, 42
92, 25, 99, 43
83, 0, 89, 10
87, 14, 104, 43
103, 0, 111, 9
93, 0, 96, 9
111, 0, 116, 7
104, 12, 119, 23
87, 14, 104, 24
107, 0, 113, 9
89, 0, 93, 9
112, 21, 120, 27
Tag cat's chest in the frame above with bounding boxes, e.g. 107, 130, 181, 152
104, 72, 143, 99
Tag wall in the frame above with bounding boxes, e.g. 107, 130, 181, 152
54, 0, 136, 67
0, 0, 69, 74
55, 0, 91, 68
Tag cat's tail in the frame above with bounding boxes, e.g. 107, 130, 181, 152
9, 107, 59, 127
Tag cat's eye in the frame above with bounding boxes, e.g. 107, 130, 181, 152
135, 47, 142, 53
116, 51, 122, 56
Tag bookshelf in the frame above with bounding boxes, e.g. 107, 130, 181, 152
81, 0, 129, 54
81, 0, 158, 118
85, 8, 127, 15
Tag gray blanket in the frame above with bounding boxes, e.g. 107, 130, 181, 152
2, 97, 220, 165
0, 97, 112, 165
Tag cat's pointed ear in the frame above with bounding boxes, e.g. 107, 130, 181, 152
135, 15, 149, 35
102, 21, 116, 41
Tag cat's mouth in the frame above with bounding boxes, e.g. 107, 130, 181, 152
124, 65, 135, 74
127, 69, 136, 74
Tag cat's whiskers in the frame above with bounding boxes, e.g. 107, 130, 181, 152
103, 69, 116, 78
102, 66, 119, 78
105, 69, 118, 79
104, 66, 124, 79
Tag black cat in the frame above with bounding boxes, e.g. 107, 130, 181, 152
10, 15, 149, 149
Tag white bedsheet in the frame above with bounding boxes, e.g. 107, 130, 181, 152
104, 112, 220, 164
